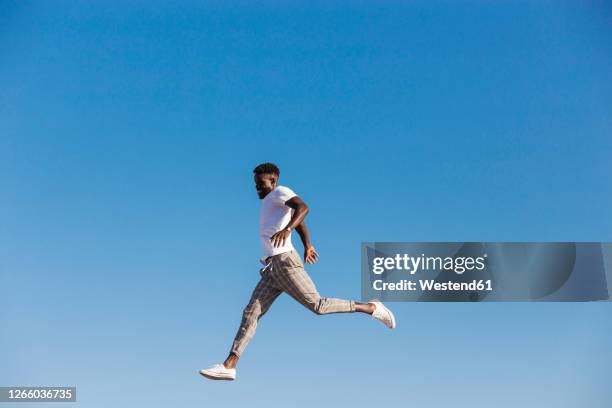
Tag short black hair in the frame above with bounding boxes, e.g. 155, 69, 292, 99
253, 162, 280, 176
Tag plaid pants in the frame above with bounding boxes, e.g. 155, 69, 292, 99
230, 250, 355, 357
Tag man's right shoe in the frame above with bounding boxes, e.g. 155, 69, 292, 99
370, 300, 396, 329
199, 364, 236, 381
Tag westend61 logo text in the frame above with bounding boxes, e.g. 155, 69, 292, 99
371, 253, 488, 275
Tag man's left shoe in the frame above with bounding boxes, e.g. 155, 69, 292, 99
370, 301, 396, 329
199, 364, 236, 381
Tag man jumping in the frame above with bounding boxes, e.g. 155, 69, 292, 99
200, 162, 396, 381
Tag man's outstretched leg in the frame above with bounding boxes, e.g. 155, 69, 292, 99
213, 299, 385, 377
200, 268, 281, 381
270, 251, 396, 329
199, 252, 395, 381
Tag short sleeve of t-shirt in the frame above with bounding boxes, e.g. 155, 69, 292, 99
274, 186, 297, 206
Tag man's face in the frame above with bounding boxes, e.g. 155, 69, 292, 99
254, 173, 277, 199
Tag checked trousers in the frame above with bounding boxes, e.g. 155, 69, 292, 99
230, 250, 355, 357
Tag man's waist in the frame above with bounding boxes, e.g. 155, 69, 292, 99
260, 248, 296, 265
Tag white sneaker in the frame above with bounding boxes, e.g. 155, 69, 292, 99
370, 301, 396, 329
199, 363, 236, 381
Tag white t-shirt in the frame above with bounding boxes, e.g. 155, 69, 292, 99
259, 185, 297, 262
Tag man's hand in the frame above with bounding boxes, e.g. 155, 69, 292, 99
304, 245, 319, 264
270, 228, 291, 248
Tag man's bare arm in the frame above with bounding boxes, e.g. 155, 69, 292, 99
295, 221, 319, 264
270, 196, 309, 249
294, 221, 312, 248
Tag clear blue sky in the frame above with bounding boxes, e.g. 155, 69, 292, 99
1, 1, 611, 407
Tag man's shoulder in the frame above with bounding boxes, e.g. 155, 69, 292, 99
270, 185, 297, 204
276, 185, 295, 194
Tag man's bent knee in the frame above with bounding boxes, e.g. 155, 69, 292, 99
307, 296, 324, 315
